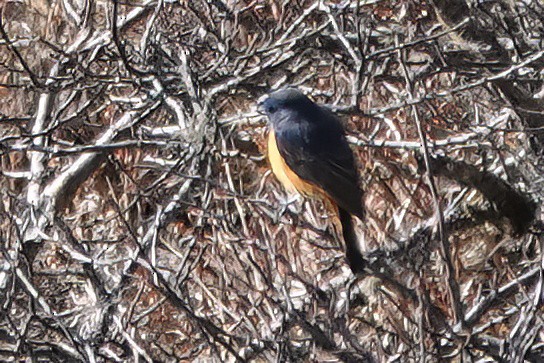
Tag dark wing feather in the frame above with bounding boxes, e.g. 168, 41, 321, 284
274, 108, 364, 219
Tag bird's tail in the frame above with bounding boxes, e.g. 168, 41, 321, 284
338, 208, 365, 273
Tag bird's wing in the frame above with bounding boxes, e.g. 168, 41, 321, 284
275, 117, 364, 219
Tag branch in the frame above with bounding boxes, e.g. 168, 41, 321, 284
423, 155, 537, 235
399, 38, 464, 327
41, 101, 160, 212
464, 267, 540, 328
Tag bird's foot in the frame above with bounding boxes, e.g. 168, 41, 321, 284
274, 193, 300, 222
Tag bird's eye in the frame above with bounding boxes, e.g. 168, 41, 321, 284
266, 105, 277, 113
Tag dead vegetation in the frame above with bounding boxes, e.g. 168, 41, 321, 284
0, 0, 543, 361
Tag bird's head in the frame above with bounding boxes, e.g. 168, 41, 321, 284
258, 88, 313, 119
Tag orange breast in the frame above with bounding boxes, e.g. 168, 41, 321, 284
267, 129, 326, 199
267, 129, 341, 233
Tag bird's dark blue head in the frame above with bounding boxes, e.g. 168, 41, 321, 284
258, 88, 315, 122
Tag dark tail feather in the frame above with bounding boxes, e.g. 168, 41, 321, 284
338, 208, 365, 273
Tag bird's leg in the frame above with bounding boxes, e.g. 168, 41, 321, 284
342, 274, 364, 313
274, 192, 301, 223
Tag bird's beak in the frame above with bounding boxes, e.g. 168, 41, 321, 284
257, 103, 266, 115
256, 95, 268, 115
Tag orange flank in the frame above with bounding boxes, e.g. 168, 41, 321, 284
267, 130, 339, 221
268, 130, 320, 197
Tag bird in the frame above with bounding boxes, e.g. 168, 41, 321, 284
259, 87, 365, 273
